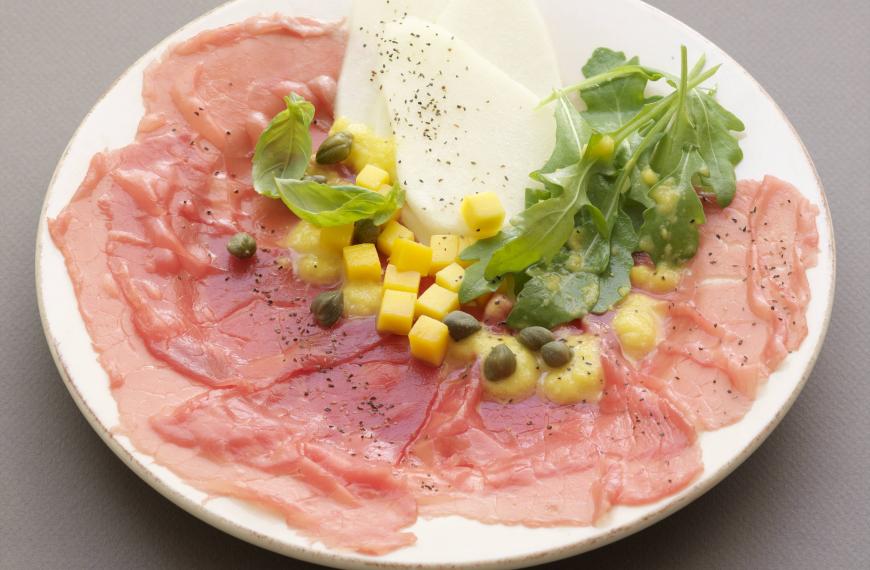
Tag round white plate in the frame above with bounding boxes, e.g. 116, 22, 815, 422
36, 0, 835, 568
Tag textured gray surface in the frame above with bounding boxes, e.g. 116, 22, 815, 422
1, 0, 868, 568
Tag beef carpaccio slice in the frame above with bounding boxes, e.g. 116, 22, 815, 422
48, 15, 818, 554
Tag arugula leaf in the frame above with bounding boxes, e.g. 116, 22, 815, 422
580, 48, 650, 131
252, 94, 314, 198
540, 95, 592, 174
275, 179, 403, 227
592, 210, 637, 313
688, 90, 744, 207
506, 270, 599, 329
524, 187, 551, 208
485, 160, 596, 279
457, 231, 515, 304
638, 148, 707, 264
568, 209, 609, 274
651, 49, 695, 177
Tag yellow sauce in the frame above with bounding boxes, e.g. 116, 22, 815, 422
330, 117, 397, 181
629, 263, 683, 293
449, 332, 539, 402
612, 293, 665, 360
342, 281, 382, 317
540, 334, 603, 404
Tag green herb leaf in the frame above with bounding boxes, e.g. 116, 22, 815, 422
568, 210, 609, 274
506, 270, 599, 329
457, 231, 515, 304
592, 210, 638, 313
485, 160, 596, 279
540, 95, 592, 174
252, 94, 315, 198
688, 90, 744, 207
580, 48, 650, 131
638, 148, 707, 264
275, 179, 403, 228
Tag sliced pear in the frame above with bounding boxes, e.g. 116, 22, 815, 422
335, 0, 445, 136
436, 0, 562, 98
378, 17, 555, 239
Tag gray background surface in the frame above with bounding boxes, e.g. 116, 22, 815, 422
1, 1, 868, 568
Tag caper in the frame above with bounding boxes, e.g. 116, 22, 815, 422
517, 326, 555, 351
483, 344, 516, 381
226, 232, 257, 259
315, 131, 353, 164
303, 174, 328, 184
311, 289, 343, 328
353, 219, 380, 244
443, 311, 481, 341
541, 340, 572, 368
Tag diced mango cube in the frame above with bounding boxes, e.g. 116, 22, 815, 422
456, 235, 477, 267
377, 289, 417, 335
460, 191, 505, 238
342, 243, 382, 281
356, 164, 390, 190
409, 316, 449, 366
390, 238, 432, 274
415, 284, 459, 321
435, 262, 465, 292
429, 234, 460, 274
319, 223, 354, 251
383, 264, 421, 293
377, 220, 415, 256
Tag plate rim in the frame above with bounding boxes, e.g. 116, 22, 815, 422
34, 1, 837, 568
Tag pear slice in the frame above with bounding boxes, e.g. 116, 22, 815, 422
437, 0, 562, 98
334, 0, 445, 136
378, 17, 555, 239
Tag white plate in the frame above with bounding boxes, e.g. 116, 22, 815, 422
35, 0, 835, 568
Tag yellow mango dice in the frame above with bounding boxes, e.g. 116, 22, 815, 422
460, 191, 505, 238
377, 289, 417, 335
355, 164, 390, 190
409, 316, 449, 366
429, 234, 460, 274
383, 264, 421, 293
435, 263, 465, 292
377, 220, 415, 256
342, 243, 382, 281
415, 284, 459, 321
456, 235, 477, 267
390, 238, 432, 274
319, 224, 354, 251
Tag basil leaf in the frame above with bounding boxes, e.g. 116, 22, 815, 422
252, 94, 315, 198
506, 270, 599, 329
580, 48, 650, 131
592, 210, 638, 313
638, 148, 706, 264
688, 90, 744, 207
275, 179, 402, 228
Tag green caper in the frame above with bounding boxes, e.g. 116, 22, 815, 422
483, 344, 516, 381
311, 289, 343, 328
226, 232, 257, 259
315, 131, 353, 164
517, 326, 555, 351
541, 340, 572, 368
443, 311, 481, 341
353, 219, 380, 244
303, 174, 328, 184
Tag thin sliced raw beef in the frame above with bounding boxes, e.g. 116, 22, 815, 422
634, 177, 819, 429
47, 15, 818, 555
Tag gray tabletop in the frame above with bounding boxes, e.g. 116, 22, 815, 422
2, 1, 868, 568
